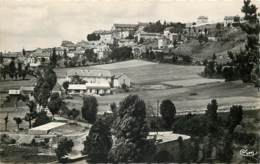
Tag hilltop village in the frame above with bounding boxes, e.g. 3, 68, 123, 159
0, 1, 260, 163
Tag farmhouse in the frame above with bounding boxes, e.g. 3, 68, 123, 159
67, 69, 112, 83
68, 82, 111, 95
112, 73, 131, 88
66, 69, 113, 95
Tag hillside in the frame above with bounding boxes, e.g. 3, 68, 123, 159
174, 28, 246, 61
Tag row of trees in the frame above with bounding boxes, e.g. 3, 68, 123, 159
51, 92, 248, 163
144, 20, 186, 33
0, 58, 29, 80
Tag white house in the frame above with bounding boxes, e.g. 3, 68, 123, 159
112, 73, 131, 88
135, 32, 162, 42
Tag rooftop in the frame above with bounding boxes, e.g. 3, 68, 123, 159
67, 69, 112, 77
94, 30, 112, 35
148, 131, 190, 144
29, 122, 66, 131
113, 23, 138, 28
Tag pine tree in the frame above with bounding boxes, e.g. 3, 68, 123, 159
238, 0, 260, 82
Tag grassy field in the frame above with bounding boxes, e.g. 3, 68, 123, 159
1, 60, 259, 130
55, 60, 204, 84
64, 80, 260, 116
56, 60, 259, 116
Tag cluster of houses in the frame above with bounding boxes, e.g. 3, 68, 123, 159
1, 15, 255, 68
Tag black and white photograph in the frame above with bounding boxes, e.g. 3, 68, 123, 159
0, 0, 259, 163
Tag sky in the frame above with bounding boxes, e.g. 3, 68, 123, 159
0, 0, 259, 52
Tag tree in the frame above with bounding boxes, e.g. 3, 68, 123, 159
205, 99, 218, 122
67, 108, 79, 120
110, 102, 117, 117
81, 96, 98, 124
32, 110, 51, 127
215, 23, 223, 37
160, 99, 176, 129
13, 117, 22, 130
4, 113, 8, 131
55, 137, 74, 162
24, 101, 37, 128
205, 99, 219, 134
50, 48, 57, 68
63, 49, 67, 59
8, 58, 16, 79
34, 66, 57, 109
47, 93, 62, 119
62, 81, 69, 95
212, 53, 217, 61
87, 33, 100, 41
83, 117, 112, 162
236, 0, 260, 82
108, 95, 156, 163
228, 105, 243, 133
17, 62, 23, 79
